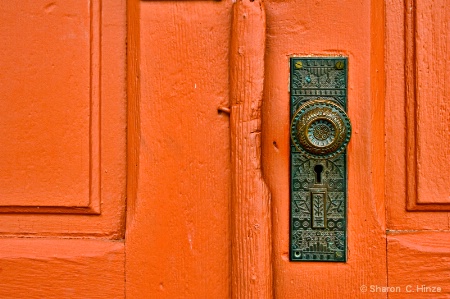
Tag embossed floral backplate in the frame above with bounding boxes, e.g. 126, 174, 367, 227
290, 57, 350, 262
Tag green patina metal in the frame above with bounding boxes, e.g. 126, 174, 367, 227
290, 57, 350, 262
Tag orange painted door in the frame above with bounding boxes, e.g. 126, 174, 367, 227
126, 0, 388, 298
125, 0, 388, 298
385, 0, 450, 298
126, 0, 450, 297
1, 0, 449, 298
0, 0, 127, 297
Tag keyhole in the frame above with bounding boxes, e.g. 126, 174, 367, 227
314, 164, 323, 184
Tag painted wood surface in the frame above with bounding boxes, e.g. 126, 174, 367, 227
406, 0, 450, 207
0, 0, 127, 237
262, 0, 387, 297
387, 232, 450, 298
386, 1, 450, 297
0, 0, 126, 297
125, 1, 233, 298
1, 0, 449, 297
386, 0, 449, 229
229, 1, 272, 298
0, 239, 124, 298
1, 0, 92, 208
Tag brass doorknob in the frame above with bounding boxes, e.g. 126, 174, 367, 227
290, 99, 351, 159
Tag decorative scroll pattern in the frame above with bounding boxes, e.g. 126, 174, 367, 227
290, 57, 348, 262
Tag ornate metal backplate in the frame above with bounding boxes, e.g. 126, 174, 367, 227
290, 57, 349, 262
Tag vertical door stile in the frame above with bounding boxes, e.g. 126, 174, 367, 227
126, 0, 141, 227
229, 0, 273, 298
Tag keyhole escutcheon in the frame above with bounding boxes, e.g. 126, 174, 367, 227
314, 164, 323, 184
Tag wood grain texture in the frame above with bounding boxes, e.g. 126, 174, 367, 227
262, 0, 387, 297
387, 232, 450, 298
229, 1, 272, 298
125, 1, 233, 298
0, 238, 124, 298
370, 0, 386, 228
126, 0, 140, 227
386, 3, 450, 296
386, 0, 449, 228
0, 0, 127, 237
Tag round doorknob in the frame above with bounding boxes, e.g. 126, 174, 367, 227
290, 99, 351, 159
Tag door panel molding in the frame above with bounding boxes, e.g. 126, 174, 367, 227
0, 0, 127, 237
405, 0, 450, 211
0, 0, 101, 214
386, 0, 449, 229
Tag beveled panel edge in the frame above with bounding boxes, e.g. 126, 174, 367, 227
0, 206, 100, 215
